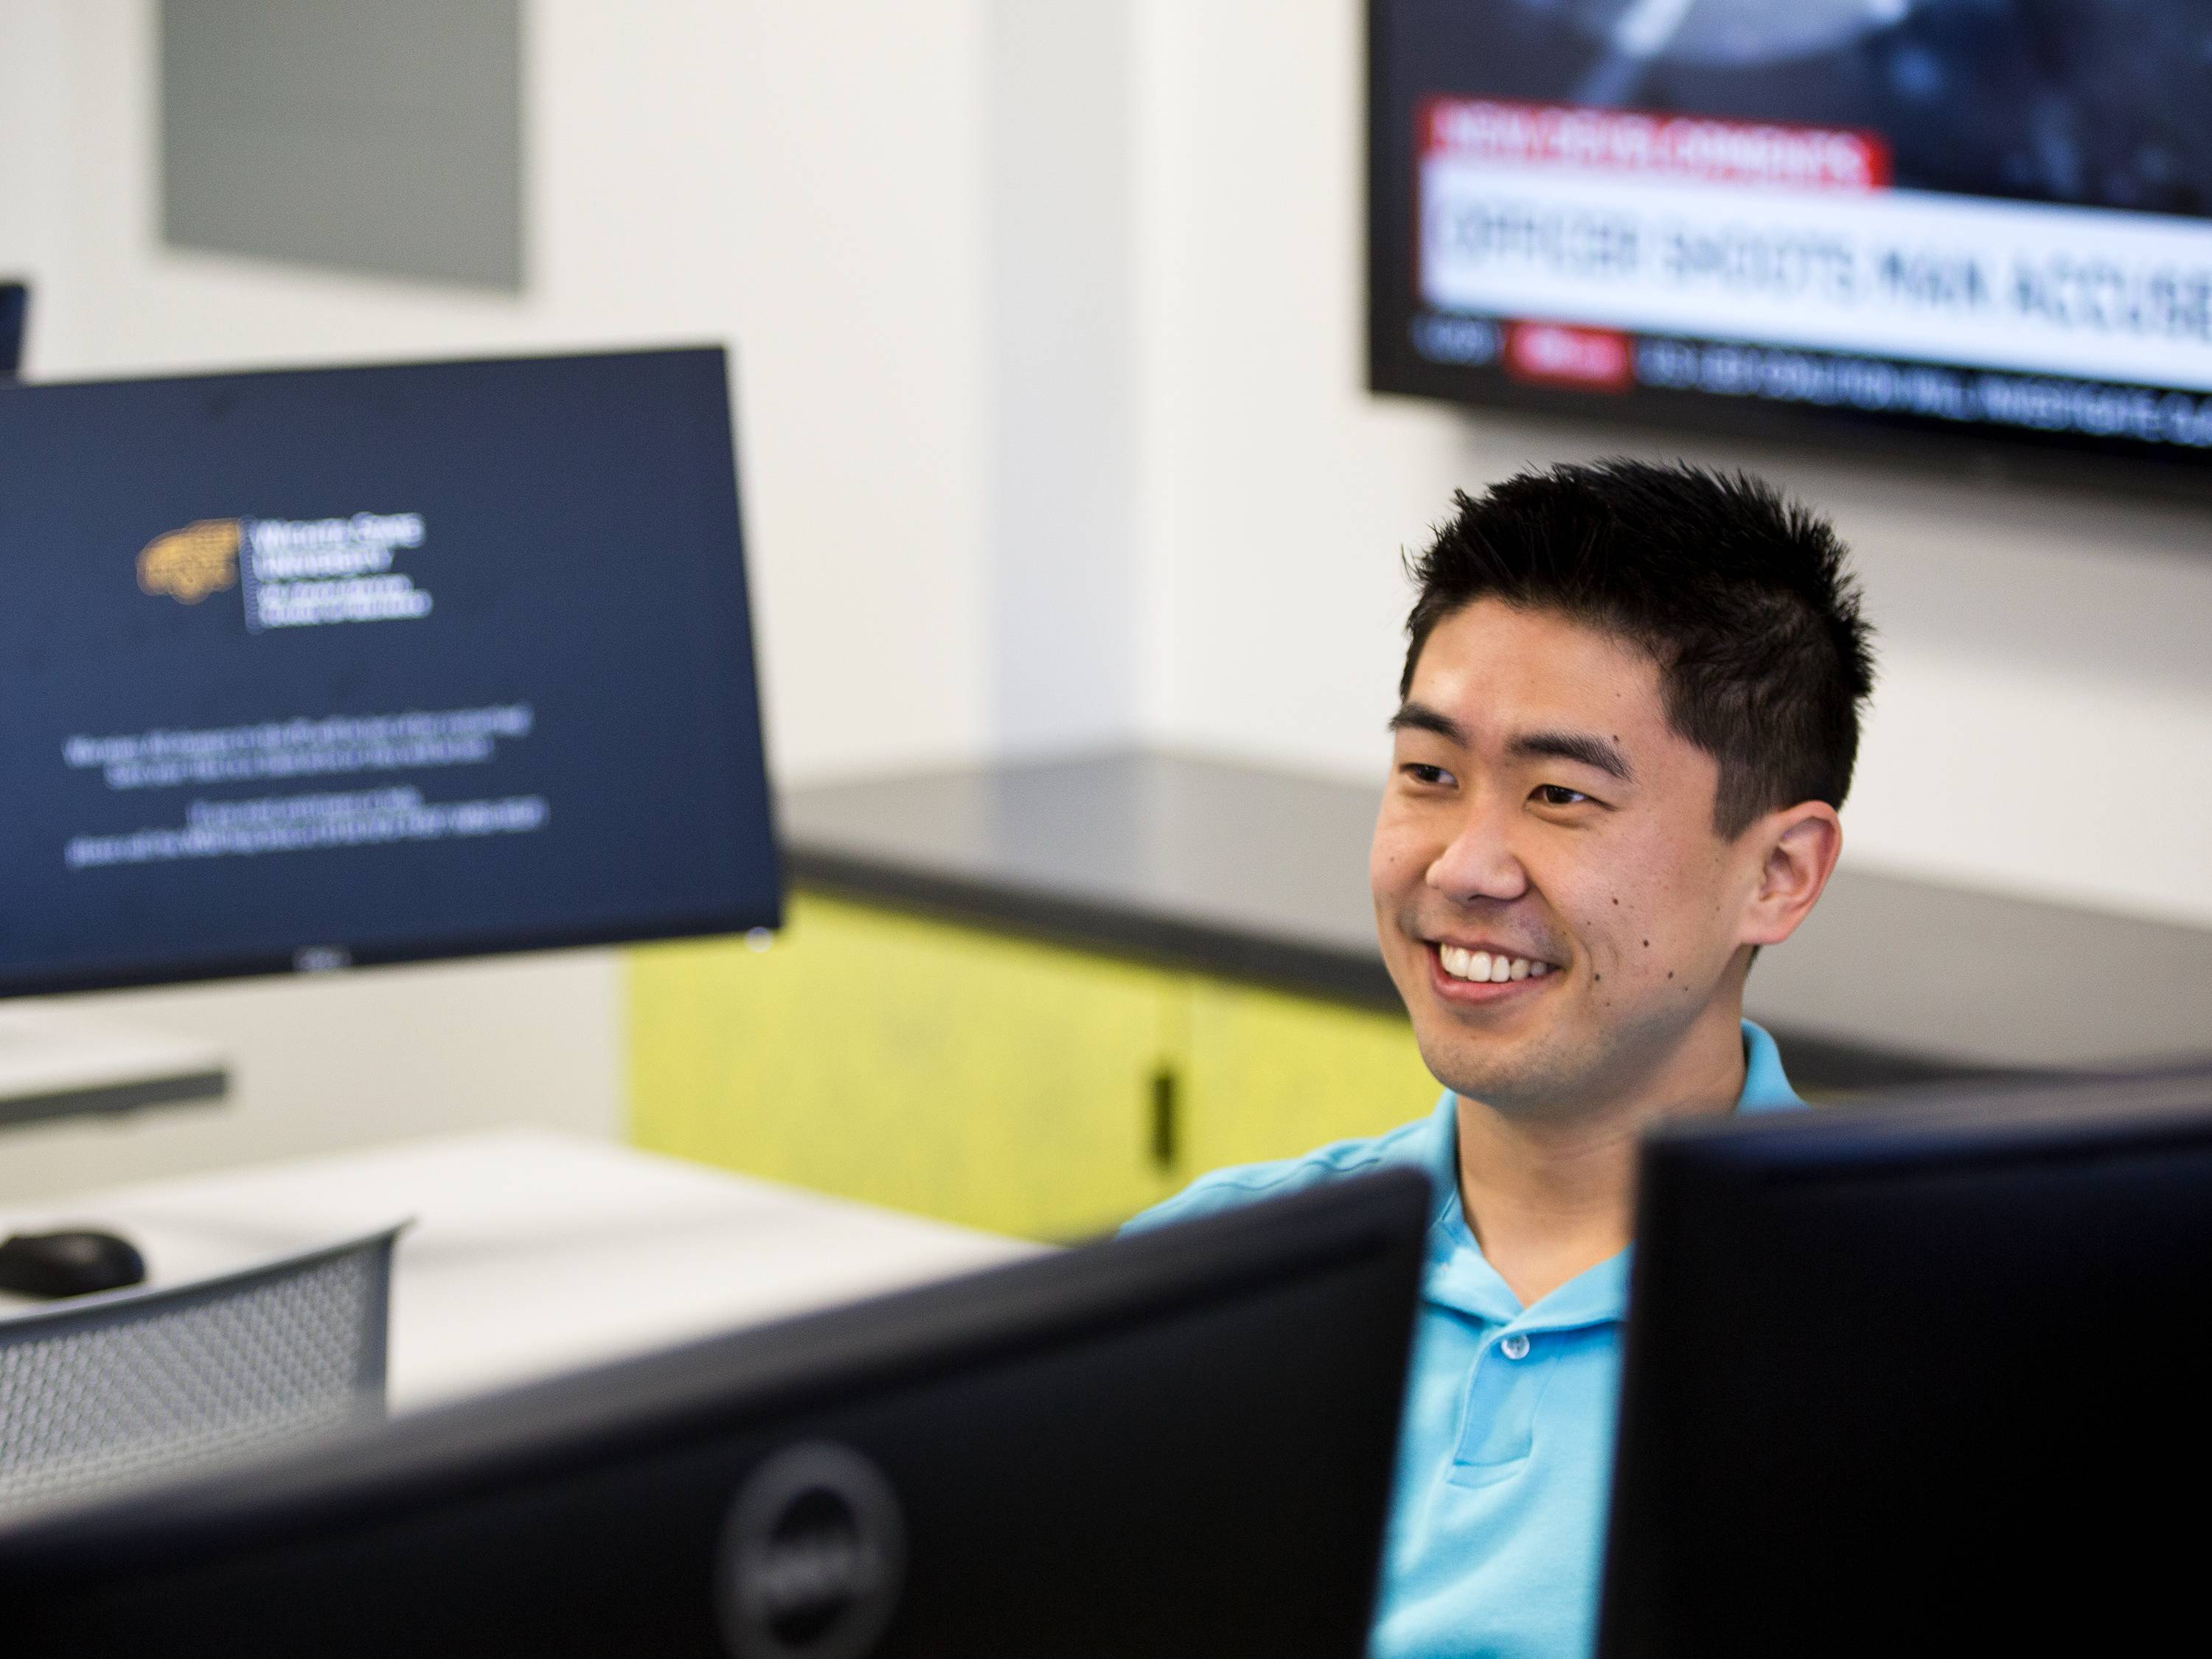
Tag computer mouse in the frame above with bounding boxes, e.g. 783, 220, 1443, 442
0, 1228, 147, 1299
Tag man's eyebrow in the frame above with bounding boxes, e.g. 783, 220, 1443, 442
1386, 701, 1467, 744
1509, 729, 1635, 783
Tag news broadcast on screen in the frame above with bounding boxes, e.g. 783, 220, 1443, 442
1370, 0, 2212, 472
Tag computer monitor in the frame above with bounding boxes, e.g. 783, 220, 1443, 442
0, 1166, 1430, 1658
0, 282, 23, 378
0, 347, 779, 998
1599, 1063, 2212, 1658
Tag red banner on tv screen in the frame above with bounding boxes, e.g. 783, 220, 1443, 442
1422, 98, 1892, 194
1503, 322, 1633, 392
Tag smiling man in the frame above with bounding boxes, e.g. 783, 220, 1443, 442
1129, 460, 1876, 1659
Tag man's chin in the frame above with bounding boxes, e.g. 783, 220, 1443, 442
1413, 1030, 1556, 1110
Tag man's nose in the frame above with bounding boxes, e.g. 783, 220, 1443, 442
1425, 797, 1530, 905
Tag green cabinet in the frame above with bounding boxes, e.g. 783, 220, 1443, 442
628, 894, 1438, 1239
1180, 976, 1441, 1173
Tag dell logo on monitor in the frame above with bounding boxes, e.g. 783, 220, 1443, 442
720, 1441, 906, 1659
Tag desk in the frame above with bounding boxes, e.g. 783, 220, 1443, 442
0, 1129, 1038, 1412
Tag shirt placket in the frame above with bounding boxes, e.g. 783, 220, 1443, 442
1446, 1324, 1565, 1488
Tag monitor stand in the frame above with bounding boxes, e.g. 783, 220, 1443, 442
0, 1004, 229, 1131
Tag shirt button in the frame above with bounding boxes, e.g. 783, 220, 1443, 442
1500, 1334, 1531, 1360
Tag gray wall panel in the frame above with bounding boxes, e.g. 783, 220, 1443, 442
161, 0, 522, 290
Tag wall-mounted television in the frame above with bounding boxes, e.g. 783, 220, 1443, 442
1368, 1, 2212, 490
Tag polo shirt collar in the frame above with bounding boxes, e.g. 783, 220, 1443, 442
1416, 1019, 1806, 1330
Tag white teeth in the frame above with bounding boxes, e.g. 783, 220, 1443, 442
1439, 947, 1492, 984
1441, 947, 1554, 984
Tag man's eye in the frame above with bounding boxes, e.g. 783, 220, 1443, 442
1404, 763, 1455, 787
1533, 784, 1590, 807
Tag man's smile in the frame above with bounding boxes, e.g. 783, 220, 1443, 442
1423, 939, 1562, 1004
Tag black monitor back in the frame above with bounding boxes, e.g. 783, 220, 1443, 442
1599, 1065, 2212, 1657
0, 282, 22, 376
0, 1167, 1429, 1658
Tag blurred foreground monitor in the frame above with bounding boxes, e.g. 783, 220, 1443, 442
1602, 1060, 2212, 1656
0, 1170, 1427, 1658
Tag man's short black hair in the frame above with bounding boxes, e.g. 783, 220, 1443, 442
1402, 459, 1876, 838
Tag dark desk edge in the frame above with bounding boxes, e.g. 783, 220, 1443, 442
0, 1069, 229, 1133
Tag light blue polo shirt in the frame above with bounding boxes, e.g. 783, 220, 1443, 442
1127, 1020, 1804, 1659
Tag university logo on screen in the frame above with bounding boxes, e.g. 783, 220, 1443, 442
136, 511, 435, 633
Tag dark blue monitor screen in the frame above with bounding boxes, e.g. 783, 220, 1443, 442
0, 347, 781, 996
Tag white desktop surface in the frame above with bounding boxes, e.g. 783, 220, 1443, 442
0, 1129, 1040, 1412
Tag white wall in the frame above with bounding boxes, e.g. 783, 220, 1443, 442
1128, 0, 2212, 930
987, 1, 1142, 753
0, 0, 999, 1192
0, 1, 66, 299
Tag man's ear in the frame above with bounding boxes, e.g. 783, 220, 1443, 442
1739, 801, 1843, 950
